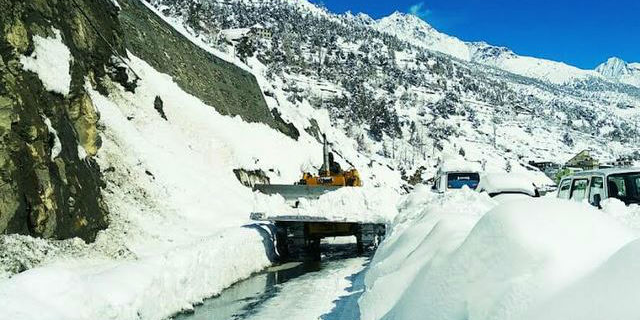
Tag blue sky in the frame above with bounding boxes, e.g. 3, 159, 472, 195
309, 0, 640, 69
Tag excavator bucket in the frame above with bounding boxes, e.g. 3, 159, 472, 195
253, 184, 342, 201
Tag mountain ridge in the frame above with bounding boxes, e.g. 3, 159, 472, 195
372, 11, 639, 88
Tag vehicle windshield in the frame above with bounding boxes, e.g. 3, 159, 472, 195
607, 172, 640, 205
447, 172, 480, 190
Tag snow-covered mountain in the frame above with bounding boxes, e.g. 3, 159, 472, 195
468, 41, 597, 85
373, 12, 471, 61
596, 57, 640, 88
142, 0, 640, 181
373, 12, 601, 86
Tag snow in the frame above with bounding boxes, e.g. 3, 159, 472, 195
524, 238, 640, 320
0, 37, 399, 318
595, 57, 640, 88
360, 187, 640, 320
219, 28, 251, 42
43, 117, 62, 160
20, 29, 72, 96
244, 257, 367, 320
437, 153, 482, 174
109, 0, 121, 10
77, 145, 87, 160
253, 186, 400, 224
375, 12, 471, 61
374, 12, 602, 85
470, 43, 597, 85
477, 173, 538, 196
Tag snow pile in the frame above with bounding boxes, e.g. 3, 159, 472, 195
253, 186, 400, 224
43, 117, 62, 160
360, 190, 640, 320
359, 186, 496, 319
438, 153, 482, 173
20, 29, 72, 96
602, 198, 640, 232
524, 238, 640, 320
477, 173, 537, 196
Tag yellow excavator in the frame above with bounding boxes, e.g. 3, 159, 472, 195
254, 134, 361, 201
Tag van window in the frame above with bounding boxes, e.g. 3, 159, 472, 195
589, 176, 604, 205
607, 172, 640, 205
558, 179, 571, 199
447, 172, 480, 190
570, 179, 589, 202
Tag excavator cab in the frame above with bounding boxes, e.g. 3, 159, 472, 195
253, 133, 361, 203
298, 135, 361, 187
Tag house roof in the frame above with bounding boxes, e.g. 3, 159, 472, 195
566, 149, 597, 163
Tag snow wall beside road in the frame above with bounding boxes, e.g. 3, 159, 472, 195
360, 186, 640, 320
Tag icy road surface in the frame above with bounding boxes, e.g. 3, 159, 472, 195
175, 243, 368, 320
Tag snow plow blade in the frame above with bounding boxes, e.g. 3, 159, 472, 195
253, 184, 342, 201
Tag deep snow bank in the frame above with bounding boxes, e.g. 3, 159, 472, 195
360, 188, 639, 320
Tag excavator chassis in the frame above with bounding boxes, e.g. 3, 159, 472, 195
252, 213, 386, 261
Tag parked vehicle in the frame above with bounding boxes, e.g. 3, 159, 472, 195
432, 170, 481, 193
556, 168, 640, 207
477, 173, 540, 202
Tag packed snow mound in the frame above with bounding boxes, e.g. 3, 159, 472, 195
525, 237, 640, 320
253, 186, 400, 224
19, 28, 72, 96
477, 173, 537, 196
360, 193, 638, 320
601, 198, 640, 232
359, 186, 496, 320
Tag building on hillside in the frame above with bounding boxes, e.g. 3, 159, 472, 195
249, 24, 271, 38
219, 24, 271, 44
601, 157, 634, 168
565, 150, 599, 170
528, 161, 561, 180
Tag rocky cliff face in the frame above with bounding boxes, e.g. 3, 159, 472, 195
0, 0, 124, 241
0, 0, 282, 242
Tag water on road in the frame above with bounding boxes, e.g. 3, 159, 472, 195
174, 242, 369, 320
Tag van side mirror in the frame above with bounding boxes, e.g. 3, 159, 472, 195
593, 194, 602, 209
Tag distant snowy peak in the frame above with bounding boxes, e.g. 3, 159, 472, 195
595, 57, 640, 87
374, 12, 471, 61
373, 13, 595, 84
468, 41, 596, 85
341, 11, 374, 25
596, 57, 631, 77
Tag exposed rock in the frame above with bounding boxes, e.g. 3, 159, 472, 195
0, 0, 296, 242
118, 0, 299, 139
233, 169, 270, 188
0, 0, 119, 241
154, 95, 167, 120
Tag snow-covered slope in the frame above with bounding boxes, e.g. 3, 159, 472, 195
372, 12, 608, 86
373, 12, 471, 61
468, 41, 598, 85
596, 57, 640, 88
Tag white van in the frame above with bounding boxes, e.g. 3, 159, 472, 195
557, 168, 640, 207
